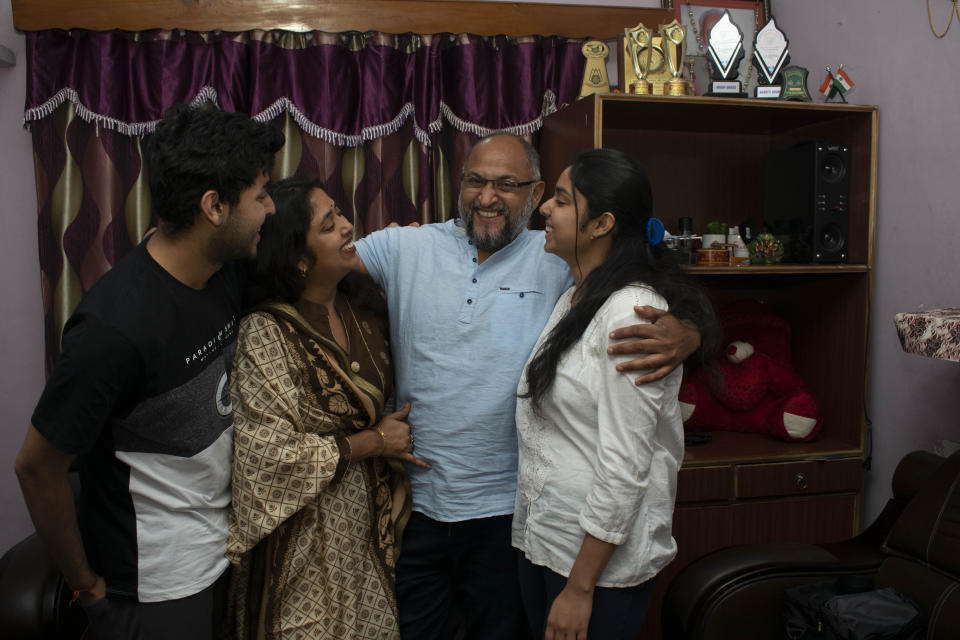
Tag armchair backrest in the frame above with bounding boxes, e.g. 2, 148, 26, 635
878, 449, 960, 639
883, 449, 960, 579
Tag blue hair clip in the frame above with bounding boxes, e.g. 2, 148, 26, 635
646, 217, 665, 246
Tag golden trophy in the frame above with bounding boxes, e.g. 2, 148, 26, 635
659, 19, 691, 96
579, 40, 610, 98
624, 23, 654, 95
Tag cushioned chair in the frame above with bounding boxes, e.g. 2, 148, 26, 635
0, 532, 87, 639
0, 471, 87, 639
662, 449, 960, 640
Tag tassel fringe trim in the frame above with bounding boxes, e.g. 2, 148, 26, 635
24, 86, 560, 146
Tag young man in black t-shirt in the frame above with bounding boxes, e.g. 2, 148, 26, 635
15, 104, 283, 639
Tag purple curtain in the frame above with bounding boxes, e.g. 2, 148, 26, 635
25, 30, 584, 142
25, 28, 585, 370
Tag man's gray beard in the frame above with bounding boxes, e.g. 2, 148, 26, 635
461, 190, 537, 254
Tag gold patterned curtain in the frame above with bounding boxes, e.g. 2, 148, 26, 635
32, 105, 478, 371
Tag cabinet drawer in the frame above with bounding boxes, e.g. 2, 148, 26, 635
677, 465, 734, 504
736, 458, 863, 499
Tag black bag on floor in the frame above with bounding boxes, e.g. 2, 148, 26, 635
783, 578, 925, 640
783, 579, 844, 639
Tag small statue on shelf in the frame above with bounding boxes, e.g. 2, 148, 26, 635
748, 232, 784, 264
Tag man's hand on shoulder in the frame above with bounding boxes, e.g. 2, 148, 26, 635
608, 306, 701, 385
385, 221, 421, 228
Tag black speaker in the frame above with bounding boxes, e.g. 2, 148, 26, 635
763, 142, 850, 263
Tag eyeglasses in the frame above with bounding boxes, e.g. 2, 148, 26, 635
461, 173, 538, 194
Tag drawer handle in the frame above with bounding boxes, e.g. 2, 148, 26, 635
795, 473, 808, 490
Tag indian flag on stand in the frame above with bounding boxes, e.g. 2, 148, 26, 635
819, 65, 854, 100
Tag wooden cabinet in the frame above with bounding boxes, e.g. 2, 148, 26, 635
537, 94, 878, 639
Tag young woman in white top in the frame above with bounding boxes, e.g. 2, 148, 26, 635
513, 148, 718, 639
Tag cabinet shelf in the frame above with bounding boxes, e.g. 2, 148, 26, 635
592, 93, 877, 135
682, 431, 862, 467
538, 94, 878, 640
686, 264, 870, 274
538, 92, 878, 266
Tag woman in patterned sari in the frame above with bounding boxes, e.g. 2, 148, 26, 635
226, 176, 429, 639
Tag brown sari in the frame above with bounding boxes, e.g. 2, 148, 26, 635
226, 297, 409, 639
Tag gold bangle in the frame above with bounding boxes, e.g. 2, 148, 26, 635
375, 427, 387, 456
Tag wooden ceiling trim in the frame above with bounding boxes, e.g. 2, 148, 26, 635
11, 0, 672, 39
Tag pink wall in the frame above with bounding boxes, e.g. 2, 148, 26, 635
773, 0, 960, 524
0, 2, 45, 550
1, 0, 959, 552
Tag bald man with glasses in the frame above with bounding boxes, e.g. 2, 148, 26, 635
354, 133, 701, 639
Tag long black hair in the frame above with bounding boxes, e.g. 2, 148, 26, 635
242, 176, 384, 314
521, 148, 719, 408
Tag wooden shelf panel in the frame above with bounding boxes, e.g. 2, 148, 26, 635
11, 0, 671, 38
598, 93, 877, 136
687, 264, 870, 274
539, 95, 878, 266
682, 431, 862, 467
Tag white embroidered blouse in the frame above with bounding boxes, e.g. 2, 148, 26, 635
512, 284, 685, 587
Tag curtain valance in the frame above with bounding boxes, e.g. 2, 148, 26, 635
25, 29, 585, 145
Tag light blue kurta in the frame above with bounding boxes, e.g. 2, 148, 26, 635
356, 220, 572, 521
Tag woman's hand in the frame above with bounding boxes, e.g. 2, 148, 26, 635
545, 585, 593, 640
376, 402, 431, 469
544, 533, 614, 639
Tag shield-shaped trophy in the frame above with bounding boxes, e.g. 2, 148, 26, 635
705, 10, 746, 97
752, 18, 790, 99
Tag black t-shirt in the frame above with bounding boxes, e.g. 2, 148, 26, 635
32, 242, 242, 602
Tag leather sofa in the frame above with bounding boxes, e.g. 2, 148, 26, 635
0, 471, 87, 639
662, 449, 960, 640
5, 450, 957, 638
0, 531, 87, 639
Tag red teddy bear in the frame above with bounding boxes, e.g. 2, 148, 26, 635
679, 301, 822, 442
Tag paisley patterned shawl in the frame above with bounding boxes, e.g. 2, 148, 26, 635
226, 299, 409, 639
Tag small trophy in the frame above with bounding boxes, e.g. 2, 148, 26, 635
752, 18, 790, 99
579, 40, 610, 98
659, 19, 691, 96
624, 23, 654, 95
705, 11, 746, 97
780, 65, 812, 101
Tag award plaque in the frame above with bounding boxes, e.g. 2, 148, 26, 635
705, 11, 746, 97
659, 19, 691, 96
579, 40, 610, 98
780, 65, 812, 101
751, 18, 790, 99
